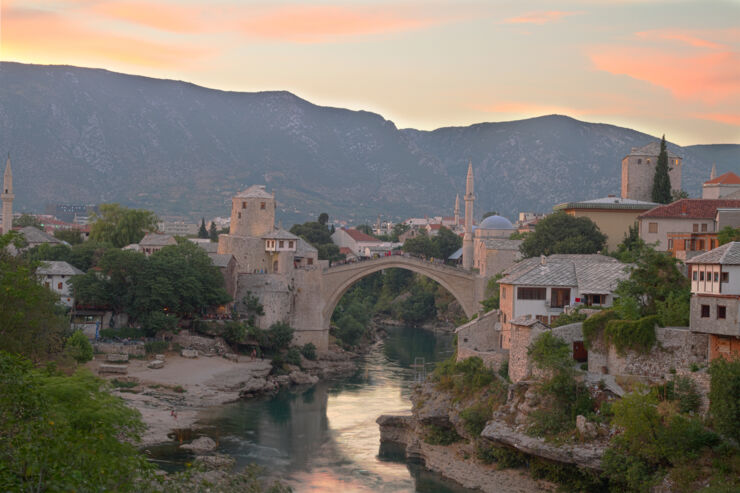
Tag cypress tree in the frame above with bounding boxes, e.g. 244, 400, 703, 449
651, 135, 672, 204
209, 222, 218, 242
198, 217, 208, 238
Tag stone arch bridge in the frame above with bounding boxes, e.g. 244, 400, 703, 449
291, 255, 485, 351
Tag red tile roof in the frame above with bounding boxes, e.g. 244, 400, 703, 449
638, 199, 740, 219
428, 224, 443, 230
705, 172, 740, 185
343, 228, 377, 242
339, 247, 354, 255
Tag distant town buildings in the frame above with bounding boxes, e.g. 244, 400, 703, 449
157, 221, 199, 236
331, 227, 400, 257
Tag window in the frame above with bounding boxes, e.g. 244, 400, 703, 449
649, 222, 658, 233
551, 288, 571, 308
714, 272, 719, 282
536, 315, 548, 324
288, 241, 294, 248
517, 287, 547, 300
700, 271, 705, 281
647, 159, 651, 164
698, 240, 705, 251
502, 287, 506, 299
701, 224, 708, 232
668, 239, 673, 250
242, 201, 246, 209
711, 240, 716, 249
307, 258, 313, 266
637, 158, 642, 164
279, 240, 284, 248
718, 306, 726, 319
57, 282, 63, 290
693, 224, 699, 232
692, 271, 698, 281
260, 202, 266, 210
238, 212, 241, 219
721, 272, 729, 283
701, 305, 710, 318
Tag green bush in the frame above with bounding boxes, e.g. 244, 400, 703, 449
497, 360, 509, 381
111, 379, 137, 389
604, 315, 658, 355
301, 343, 317, 361
144, 340, 168, 354
140, 311, 178, 337
267, 322, 294, 351
423, 424, 462, 446
460, 400, 493, 436
709, 358, 740, 442
99, 326, 145, 340
551, 310, 587, 328
270, 353, 287, 375
582, 309, 620, 349
221, 321, 246, 345
656, 291, 690, 327
432, 356, 504, 400
65, 330, 93, 363
674, 376, 701, 414
528, 331, 571, 371
488, 446, 527, 469
529, 457, 606, 492
285, 347, 302, 367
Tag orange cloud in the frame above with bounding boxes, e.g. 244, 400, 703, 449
505, 11, 579, 25
590, 47, 740, 104
239, 5, 449, 43
696, 113, 740, 126
1, 7, 211, 68
635, 30, 727, 50
91, 1, 206, 33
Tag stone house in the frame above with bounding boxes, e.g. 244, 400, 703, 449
36, 260, 84, 307
702, 172, 740, 199
139, 233, 177, 256
331, 227, 398, 257
686, 242, 740, 361
18, 226, 62, 249
621, 141, 682, 202
498, 254, 629, 349
637, 199, 740, 254
553, 196, 657, 251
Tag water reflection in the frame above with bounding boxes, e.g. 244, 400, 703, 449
195, 326, 469, 492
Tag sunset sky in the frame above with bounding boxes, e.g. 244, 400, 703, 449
1, 0, 738, 144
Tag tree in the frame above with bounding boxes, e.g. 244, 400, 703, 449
612, 222, 647, 262
652, 135, 672, 204
519, 212, 606, 257
718, 226, 740, 245
356, 224, 374, 236
482, 211, 498, 219
90, 203, 158, 248
15, 213, 42, 228
435, 226, 462, 260
390, 223, 410, 242
64, 330, 94, 363
671, 189, 689, 201
198, 217, 208, 238
318, 212, 329, 226
0, 232, 69, 361
403, 232, 440, 258
53, 229, 83, 245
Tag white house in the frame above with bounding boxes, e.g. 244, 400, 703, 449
331, 228, 400, 257
37, 260, 84, 307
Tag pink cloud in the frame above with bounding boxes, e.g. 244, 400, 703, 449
92, 2, 207, 34
505, 11, 579, 25
635, 30, 727, 50
696, 113, 740, 126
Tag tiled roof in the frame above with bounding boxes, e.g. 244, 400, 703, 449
262, 229, 299, 241
37, 260, 84, 276
501, 254, 628, 293
482, 238, 523, 251
235, 185, 272, 199
208, 253, 233, 268
20, 226, 61, 245
140, 233, 176, 246
339, 247, 354, 255
195, 242, 218, 253
554, 196, 658, 211
428, 224, 443, 230
296, 238, 318, 256
510, 316, 549, 328
638, 199, 740, 219
626, 141, 680, 159
686, 242, 740, 265
705, 172, 740, 185
342, 228, 378, 242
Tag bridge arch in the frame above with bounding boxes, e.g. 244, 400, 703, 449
320, 256, 479, 324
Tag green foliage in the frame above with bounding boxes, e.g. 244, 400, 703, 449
285, 347, 302, 367
208, 221, 218, 242
498, 360, 509, 381
612, 222, 647, 263
144, 340, 169, 354
550, 310, 587, 327
403, 231, 440, 258
290, 217, 343, 262
709, 358, 740, 442
519, 211, 606, 258
581, 310, 620, 349
0, 352, 152, 491
389, 222, 410, 242
432, 356, 505, 400
90, 203, 158, 248
221, 321, 247, 346
717, 226, 740, 246
475, 442, 527, 468
528, 331, 571, 371
651, 135, 673, 204
65, 330, 93, 363
301, 343, 317, 361
53, 228, 83, 245
99, 326, 145, 340
655, 291, 690, 327
393, 288, 436, 325
267, 322, 294, 351
198, 218, 208, 238
613, 295, 642, 321
435, 226, 463, 260
111, 378, 138, 389
141, 312, 179, 336
604, 316, 658, 355
460, 399, 493, 436
423, 424, 462, 445
356, 224, 374, 236
15, 213, 43, 228
0, 232, 69, 361
25, 240, 112, 272
318, 212, 329, 226
528, 457, 607, 491
508, 231, 528, 240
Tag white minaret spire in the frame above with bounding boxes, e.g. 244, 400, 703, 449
454, 193, 460, 230
462, 161, 474, 270
710, 163, 717, 180
1, 154, 13, 234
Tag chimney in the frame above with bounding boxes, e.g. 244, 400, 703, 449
540, 254, 546, 266
681, 201, 687, 215
607, 194, 615, 198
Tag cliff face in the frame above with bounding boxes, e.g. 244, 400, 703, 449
2, 62, 737, 224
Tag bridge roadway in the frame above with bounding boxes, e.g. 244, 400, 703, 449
320, 254, 480, 321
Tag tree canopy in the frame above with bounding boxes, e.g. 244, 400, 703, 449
290, 214, 344, 262
89, 203, 158, 248
198, 217, 208, 238
519, 212, 606, 257
651, 135, 672, 204
402, 226, 461, 260
718, 226, 740, 245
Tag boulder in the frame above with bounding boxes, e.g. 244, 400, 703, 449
194, 454, 234, 470
147, 359, 165, 369
99, 364, 128, 374
155, 354, 166, 361
224, 352, 239, 362
289, 371, 319, 385
106, 353, 129, 362
576, 415, 598, 439
181, 436, 217, 453
181, 349, 198, 358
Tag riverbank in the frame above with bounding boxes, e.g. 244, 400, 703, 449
88, 345, 357, 446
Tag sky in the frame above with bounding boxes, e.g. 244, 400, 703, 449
1, 0, 739, 145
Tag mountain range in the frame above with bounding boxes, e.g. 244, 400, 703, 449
0, 62, 737, 225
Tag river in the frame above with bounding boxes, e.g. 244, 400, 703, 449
163, 326, 475, 492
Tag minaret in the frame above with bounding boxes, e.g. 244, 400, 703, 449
710, 163, 717, 180
1, 154, 13, 234
462, 161, 474, 270
454, 194, 460, 229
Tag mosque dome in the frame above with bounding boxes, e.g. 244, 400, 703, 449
478, 215, 514, 230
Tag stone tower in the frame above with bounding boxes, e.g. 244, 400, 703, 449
229, 185, 275, 238
1, 154, 13, 234
462, 162, 475, 270
620, 141, 682, 202
454, 193, 460, 229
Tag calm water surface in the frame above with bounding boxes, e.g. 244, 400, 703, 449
186, 326, 475, 492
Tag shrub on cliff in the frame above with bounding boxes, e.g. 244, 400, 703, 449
64, 330, 94, 363
709, 358, 740, 442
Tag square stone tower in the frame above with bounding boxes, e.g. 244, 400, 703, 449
621, 141, 682, 202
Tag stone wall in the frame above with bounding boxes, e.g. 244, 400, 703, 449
589, 327, 708, 378
290, 267, 328, 352
508, 323, 548, 383
551, 322, 583, 344
236, 273, 292, 329
93, 342, 145, 356
456, 310, 501, 352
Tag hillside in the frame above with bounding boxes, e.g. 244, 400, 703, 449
0, 62, 737, 224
